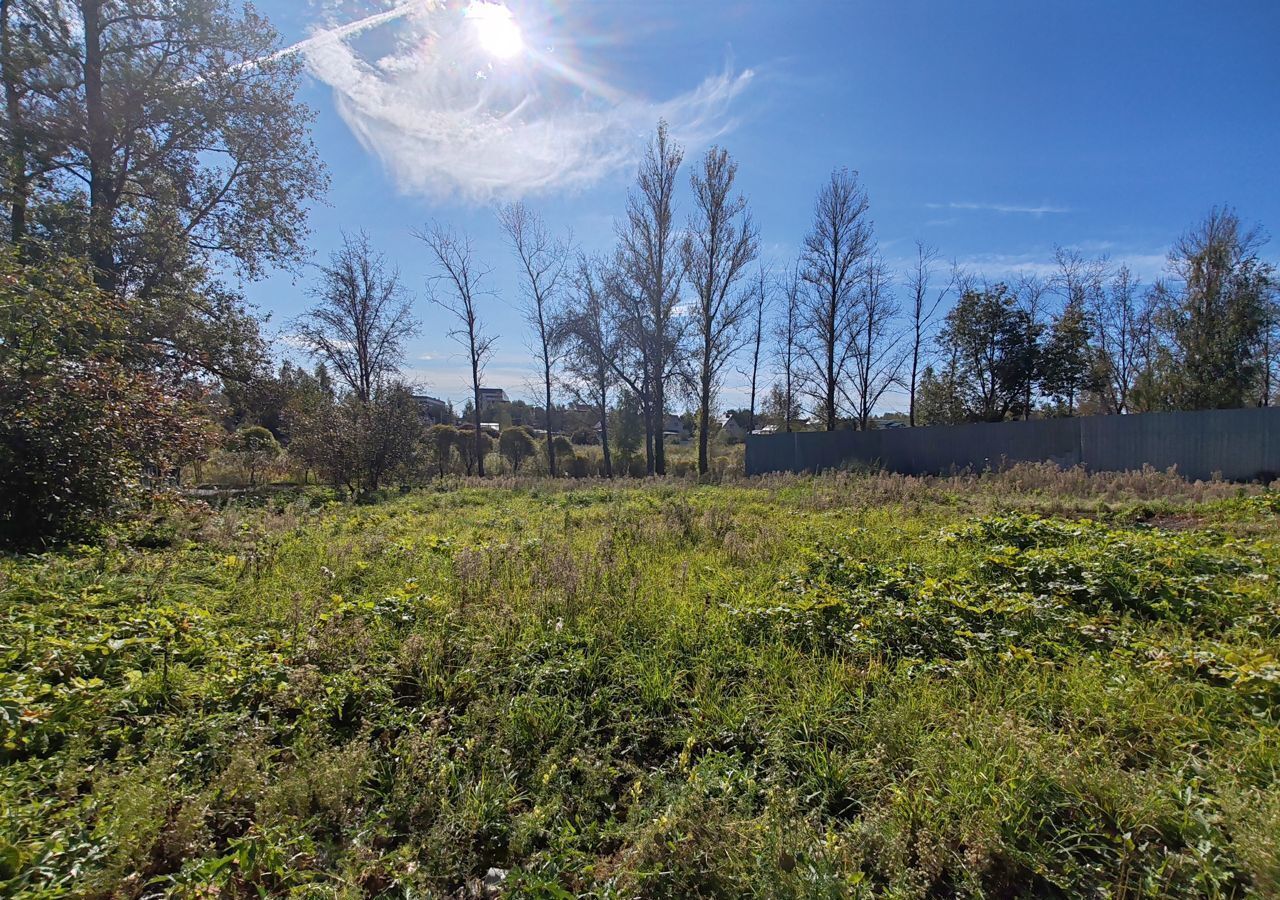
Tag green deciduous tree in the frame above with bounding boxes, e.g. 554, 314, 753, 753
300, 382, 422, 496
499, 426, 536, 473
0, 249, 213, 546
1039, 299, 1094, 415
2, 0, 326, 381
426, 423, 458, 478
936, 284, 1040, 422
613, 121, 685, 474
231, 424, 279, 486
1145, 208, 1275, 410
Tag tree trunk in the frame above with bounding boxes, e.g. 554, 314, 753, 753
641, 370, 654, 475
544, 363, 556, 476
697, 380, 711, 477
698, 333, 712, 476
1, 0, 28, 245
785, 369, 794, 433
598, 376, 612, 479
909, 339, 920, 427
654, 376, 666, 475
81, 0, 115, 286
644, 403, 654, 475
471, 364, 484, 477
825, 343, 836, 431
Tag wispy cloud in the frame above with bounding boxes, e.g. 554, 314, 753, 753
268, 0, 424, 64
926, 201, 1072, 215
944, 250, 1167, 281
297, 1, 753, 203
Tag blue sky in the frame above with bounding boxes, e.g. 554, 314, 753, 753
248, 0, 1280, 410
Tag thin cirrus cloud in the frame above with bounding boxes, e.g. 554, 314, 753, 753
292, 0, 754, 203
926, 201, 1072, 215
946, 250, 1168, 282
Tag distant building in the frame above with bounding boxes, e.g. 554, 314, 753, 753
478, 387, 509, 405
413, 394, 450, 424
663, 414, 689, 441
720, 412, 747, 441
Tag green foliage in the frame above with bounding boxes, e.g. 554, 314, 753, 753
499, 426, 537, 473
425, 423, 460, 477
550, 434, 575, 471
8, 0, 325, 288
230, 426, 280, 486
0, 250, 214, 547
915, 361, 969, 426
2, 475, 1279, 896
455, 428, 494, 476
1141, 208, 1276, 411
609, 390, 644, 464
1039, 298, 1095, 414
935, 284, 1041, 422
293, 382, 423, 495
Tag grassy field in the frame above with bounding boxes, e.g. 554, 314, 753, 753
3, 467, 1280, 898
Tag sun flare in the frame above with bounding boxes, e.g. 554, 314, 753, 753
466, 1, 523, 59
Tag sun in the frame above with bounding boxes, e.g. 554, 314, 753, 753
466, 1, 524, 60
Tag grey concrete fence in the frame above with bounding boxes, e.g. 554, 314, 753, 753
745, 407, 1280, 482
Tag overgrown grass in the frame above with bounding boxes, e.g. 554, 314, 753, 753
3, 469, 1279, 897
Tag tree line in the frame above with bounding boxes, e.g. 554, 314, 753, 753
288, 124, 1279, 487
2, 0, 1277, 548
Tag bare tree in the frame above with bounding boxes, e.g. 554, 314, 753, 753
740, 267, 770, 434
416, 223, 496, 477
293, 231, 417, 403
1045, 248, 1108, 416
799, 168, 873, 430
1013, 272, 1052, 418
1054, 247, 1109, 313
843, 255, 903, 430
904, 242, 951, 426
773, 264, 804, 433
681, 145, 759, 475
614, 120, 685, 474
1089, 265, 1151, 413
602, 259, 656, 470
498, 202, 571, 476
1259, 288, 1280, 408
561, 256, 616, 477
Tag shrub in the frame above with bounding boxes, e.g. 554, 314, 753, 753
295, 383, 422, 495
551, 434, 574, 458
455, 427, 494, 476
549, 434, 576, 475
0, 250, 214, 547
571, 427, 600, 446
425, 424, 459, 477
231, 425, 280, 485
500, 427, 537, 473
